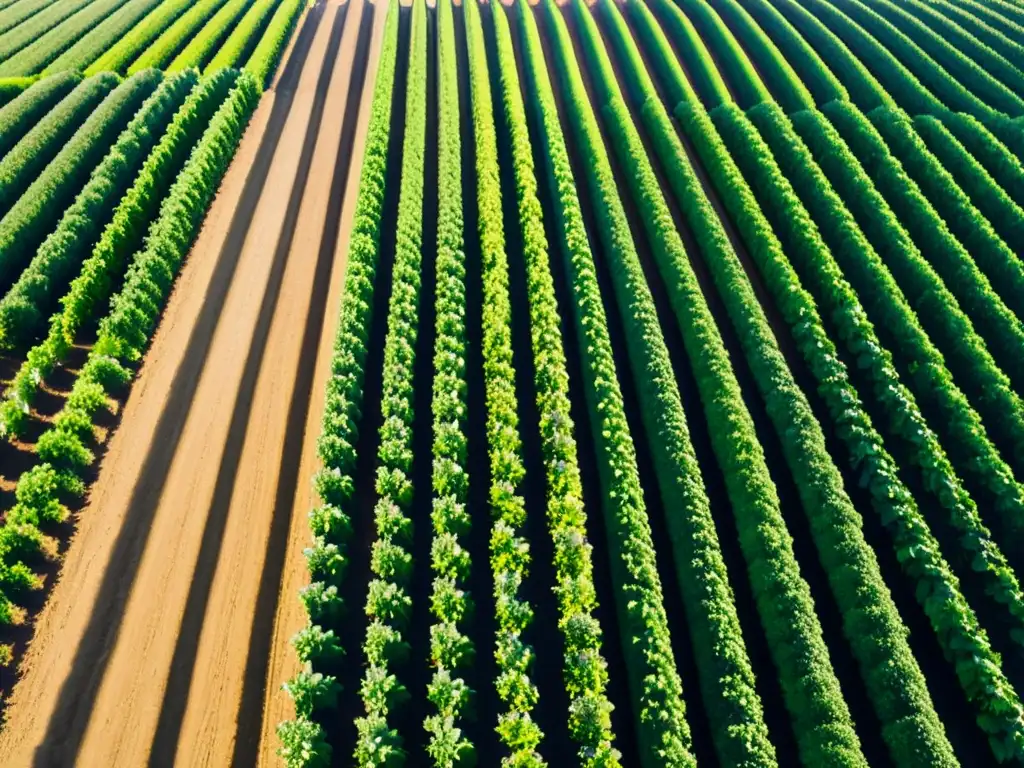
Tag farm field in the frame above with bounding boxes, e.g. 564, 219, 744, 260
1, 0, 1024, 765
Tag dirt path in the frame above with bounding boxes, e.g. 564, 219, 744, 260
0, 1, 384, 765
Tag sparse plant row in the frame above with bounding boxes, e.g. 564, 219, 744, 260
917, 0, 1024, 65
825, 104, 1024, 483
642, 0, 730, 107
492, 4, 619, 764
787, 104, 1024, 611
350, 0, 426, 763
85, 0, 193, 75
0, 0, 142, 77
914, 114, 1024, 254
0, 73, 118, 220
537, 3, 774, 766
40, 0, 165, 75
713, 99, 1020, 766
129, 0, 231, 73
422, 1, 475, 764
276, 3, 400, 764
0, 0, 94, 65
542, 3, 702, 765
937, 110, 1024, 211
167, 0, 251, 72
0, 70, 161, 291
757, 0, 893, 110
871, 109, 1024, 326
0, 72, 79, 160
590, 4, 887, 767
0, 70, 239, 442
243, 0, 305, 89
614, 5, 959, 765
205, 0, 284, 73
0, 0, 52, 37
0, 72, 259, 661
463, 0, 547, 761
704, 0, 815, 111
721, 0, 847, 105
0, 71, 192, 356
671, 0, 772, 108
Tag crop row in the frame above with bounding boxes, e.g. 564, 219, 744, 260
0, 71, 80, 160
0, 0, 95, 68
129, 0, 232, 73
0, 70, 240, 440
167, 0, 250, 73
465, 0, 547, 761
277, 2, 400, 764
41, 0, 165, 76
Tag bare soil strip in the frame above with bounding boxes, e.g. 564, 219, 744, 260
0, 1, 385, 765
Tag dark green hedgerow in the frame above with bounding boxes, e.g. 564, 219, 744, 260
276, 3, 399, 764
575, 1, 867, 765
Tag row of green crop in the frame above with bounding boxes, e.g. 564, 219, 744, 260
0, 71, 160, 290
0, 75, 36, 108
493, 3, 619, 764
937, 110, 1024, 211
0, 0, 52, 37
42, 0, 166, 76
423, 1, 474, 763
464, 0, 547, 761
167, 0, 250, 72
738, 102, 1024, 765
0, 70, 240, 441
129, 0, 231, 73
644, 0, 730, 107
0, 70, 193, 351
350, 1, 426, 762
243, 0, 305, 89
277, 3, 400, 764
577, 3, 872, 765
0, 0, 94, 67
85, 0, 194, 74
205, 0, 284, 74
542, 2, 698, 764
0, 72, 258, 657
0, 72, 78, 159
921, 0, 1024, 65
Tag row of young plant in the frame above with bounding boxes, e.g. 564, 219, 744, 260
0, 74, 117, 218
464, 0, 548, 761
39, 0, 164, 76
535, 3, 777, 766
243, 0, 306, 89
914, 114, 1024, 260
706, 0, 815, 111
422, 2, 474, 763
817, 101, 1024, 536
617, 4, 959, 766
726, 100, 1024, 765
0, 70, 161, 290
493, 4, 619, 764
0, 0, 140, 77
0, 72, 79, 159
276, 3, 400, 764
0, 0, 50, 37
129, 0, 232, 74
0, 71, 195, 351
937, 110, 1024, 212
351, 0, 426, 762
0, 0, 93, 70
86, 0, 195, 74
576, 3, 872, 766
206, 0, 286, 74
868, 108, 1024, 349
0, 70, 240, 440
542, 2, 702, 765
167, 0, 250, 73
911, 0, 1024, 66
0, 73, 259, 646
643, 0, 730, 107
722, 0, 847, 105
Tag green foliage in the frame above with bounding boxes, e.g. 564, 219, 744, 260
42, 0, 166, 75
0, 70, 160, 290
0, 70, 195, 351
243, 0, 304, 89
0, 0, 52, 36
277, 717, 333, 768
705, 0, 815, 111
580, 2, 869, 765
129, 0, 230, 73
0, 0, 95, 67
0, 73, 118, 220
495, 4, 619, 764
724, 0, 847, 104
167, 0, 251, 72
642, 0, 731, 107
825, 103, 1024, 480
206, 0, 283, 73
938, 109, 1024, 210
85, 0, 194, 74
0, 72, 79, 160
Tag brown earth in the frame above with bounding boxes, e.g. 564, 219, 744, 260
0, 0, 385, 765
